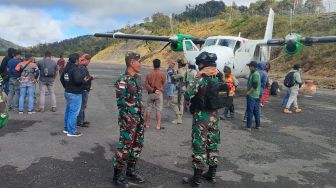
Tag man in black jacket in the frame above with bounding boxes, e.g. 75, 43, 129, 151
77, 54, 96, 127
60, 53, 89, 137
0, 48, 15, 94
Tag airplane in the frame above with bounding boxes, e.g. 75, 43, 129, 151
94, 9, 336, 79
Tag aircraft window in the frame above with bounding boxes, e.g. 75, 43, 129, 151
185, 40, 198, 51
234, 41, 241, 53
218, 39, 236, 48
204, 39, 217, 47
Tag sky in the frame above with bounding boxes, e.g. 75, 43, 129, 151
0, 0, 334, 47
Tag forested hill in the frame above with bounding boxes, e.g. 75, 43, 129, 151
20, 35, 113, 58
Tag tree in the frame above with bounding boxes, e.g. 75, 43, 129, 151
220, 7, 242, 20
304, 0, 326, 14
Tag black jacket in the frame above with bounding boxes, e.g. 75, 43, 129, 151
0, 56, 11, 81
60, 63, 85, 94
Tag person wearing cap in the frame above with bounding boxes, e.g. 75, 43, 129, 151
77, 54, 96, 127
112, 51, 145, 187
284, 64, 303, 113
60, 53, 89, 137
166, 60, 176, 107
15, 54, 39, 114
183, 51, 222, 187
37, 51, 58, 112
245, 61, 261, 131
7, 50, 22, 111
171, 58, 188, 124
144, 59, 166, 130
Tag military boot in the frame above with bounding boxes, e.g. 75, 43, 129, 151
202, 165, 217, 184
126, 164, 145, 183
172, 115, 182, 124
113, 168, 130, 188
182, 169, 202, 187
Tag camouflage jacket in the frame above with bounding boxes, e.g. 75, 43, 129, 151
115, 73, 143, 114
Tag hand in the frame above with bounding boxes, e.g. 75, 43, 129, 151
155, 90, 162, 95
246, 90, 252, 96
91, 75, 97, 80
2, 92, 8, 101
84, 76, 90, 82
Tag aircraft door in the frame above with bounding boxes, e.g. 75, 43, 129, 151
233, 42, 254, 78
183, 40, 200, 65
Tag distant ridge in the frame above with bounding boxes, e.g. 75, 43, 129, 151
0, 37, 21, 52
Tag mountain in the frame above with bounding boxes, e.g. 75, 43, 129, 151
21, 35, 115, 58
0, 38, 21, 53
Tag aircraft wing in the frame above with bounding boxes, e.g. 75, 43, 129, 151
265, 33, 336, 55
94, 32, 206, 45
267, 35, 336, 46
94, 33, 171, 42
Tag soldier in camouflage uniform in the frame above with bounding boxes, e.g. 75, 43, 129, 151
171, 59, 188, 124
113, 51, 145, 188
183, 52, 221, 187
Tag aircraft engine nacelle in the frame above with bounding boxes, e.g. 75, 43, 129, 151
170, 34, 205, 52
283, 33, 303, 55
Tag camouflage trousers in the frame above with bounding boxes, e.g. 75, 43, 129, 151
172, 92, 184, 115
192, 110, 220, 171
113, 110, 144, 169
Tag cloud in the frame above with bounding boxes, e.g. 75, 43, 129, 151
0, 6, 64, 47
0, 0, 260, 46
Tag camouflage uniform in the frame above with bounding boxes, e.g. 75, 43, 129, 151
185, 75, 221, 171
171, 66, 188, 124
113, 73, 144, 169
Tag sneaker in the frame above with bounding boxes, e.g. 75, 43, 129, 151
255, 126, 261, 130
295, 108, 302, 113
51, 107, 57, 112
83, 121, 90, 125
36, 108, 44, 112
77, 123, 89, 128
244, 127, 252, 131
67, 132, 82, 137
63, 130, 68, 134
283, 108, 292, 114
28, 111, 36, 114
19, 111, 24, 114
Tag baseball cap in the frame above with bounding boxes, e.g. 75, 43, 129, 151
247, 61, 258, 68
24, 54, 32, 60
14, 50, 21, 56
293, 64, 300, 70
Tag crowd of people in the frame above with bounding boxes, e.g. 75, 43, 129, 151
0, 47, 304, 187
0, 48, 95, 137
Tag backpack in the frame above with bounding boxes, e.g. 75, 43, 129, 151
40, 60, 55, 77
205, 76, 231, 110
284, 72, 295, 88
270, 81, 279, 95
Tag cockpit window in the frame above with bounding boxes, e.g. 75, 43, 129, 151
218, 39, 236, 48
204, 39, 217, 47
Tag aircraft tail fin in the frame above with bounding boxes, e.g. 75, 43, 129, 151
261, 8, 275, 61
